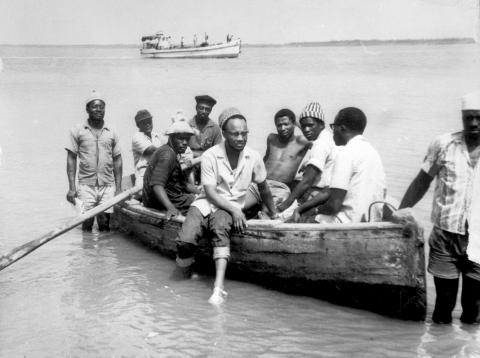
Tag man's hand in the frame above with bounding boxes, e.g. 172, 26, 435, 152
66, 189, 77, 205
231, 207, 247, 233
165, 208, 180, 220
277, 199, 292, 213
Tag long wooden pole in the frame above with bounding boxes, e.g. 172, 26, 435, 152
0, 185, 142, 271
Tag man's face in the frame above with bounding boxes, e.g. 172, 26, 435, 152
275, 116, 295, 140
223, 117, 248, 152
331, 120, 346, 146
86, 100, 105, 121
136, 117, 153, 135
195, 102, 213, 121
299, 117, 323, 141
462, 110, 480, 136
169, 133, 191, 154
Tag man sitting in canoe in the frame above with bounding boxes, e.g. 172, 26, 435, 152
131, 109, 163, 185
175, 107, 278, 305
188, 95, 223, 182
291, 107, 386, 223
142, 121, 201, 219
244, 108, 311, 215
276, 102, 336, 216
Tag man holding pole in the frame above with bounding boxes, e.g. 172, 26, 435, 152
65, 90, 123, 231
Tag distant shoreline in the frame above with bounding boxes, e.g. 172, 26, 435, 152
0, 37, 475, 48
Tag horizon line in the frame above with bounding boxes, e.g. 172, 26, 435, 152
0, 37, 475, 47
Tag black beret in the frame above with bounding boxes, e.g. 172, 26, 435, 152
195, 95, 217, 106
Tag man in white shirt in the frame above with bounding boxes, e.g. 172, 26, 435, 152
131, 109, 163, 185
175, 107, 278, 305
277, 102, 336, 214
292, 107, 386, 224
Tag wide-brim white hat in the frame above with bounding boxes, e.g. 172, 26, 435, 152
165, 120, 194, 135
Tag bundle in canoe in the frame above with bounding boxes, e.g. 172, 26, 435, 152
114, 176, 426, 320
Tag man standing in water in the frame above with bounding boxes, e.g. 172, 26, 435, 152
176, 107, 278, 305
188, 95, 223, 180
245, 108, 311, 212
396, 92, 480, 324
66, 91, 123, 231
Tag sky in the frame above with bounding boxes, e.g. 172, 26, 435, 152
0, 0, 478, 45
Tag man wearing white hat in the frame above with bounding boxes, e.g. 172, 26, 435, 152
397, 91, 480, 324
65, 90, 123, 231
142, 120, 200, 219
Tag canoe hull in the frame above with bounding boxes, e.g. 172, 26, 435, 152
114, 201, 426, 320
140, 40, 241, 59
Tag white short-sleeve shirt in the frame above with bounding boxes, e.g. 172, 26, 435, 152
298, 129, 336, 188
192, 142, 267, 216
328, 135, 386, 223
132, 131, 164, 176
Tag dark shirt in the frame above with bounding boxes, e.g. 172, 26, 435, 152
188, 117, 222, 153
142, 144, 195, 214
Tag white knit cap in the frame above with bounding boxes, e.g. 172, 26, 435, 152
461, 91, 480, 110
85, 90, 105, 106
299, 102, 324, 122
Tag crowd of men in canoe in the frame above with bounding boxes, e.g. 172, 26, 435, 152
65, 90, 480, 322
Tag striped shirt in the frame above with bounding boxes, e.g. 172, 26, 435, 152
421, 131, 479, 234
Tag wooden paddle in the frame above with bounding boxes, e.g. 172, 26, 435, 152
0, 185, 142, 271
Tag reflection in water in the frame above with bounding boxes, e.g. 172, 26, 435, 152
418, 323, 480, 357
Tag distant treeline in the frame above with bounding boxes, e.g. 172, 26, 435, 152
245, 37, 475, 48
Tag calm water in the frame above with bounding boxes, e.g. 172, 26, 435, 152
1, 44, 480, 357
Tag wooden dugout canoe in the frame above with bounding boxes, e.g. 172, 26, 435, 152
114, 178, 426, 320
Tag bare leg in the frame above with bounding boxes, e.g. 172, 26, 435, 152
213, 258, 227, 289
208, 258, 228, 305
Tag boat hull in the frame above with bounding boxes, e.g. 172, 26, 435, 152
114, 200, 426, 320
140, 40, 241, 59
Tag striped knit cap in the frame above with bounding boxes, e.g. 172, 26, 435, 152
299, 102, 324, 122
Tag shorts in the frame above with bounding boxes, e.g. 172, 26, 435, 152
428, 226, 480, 281
77, 184, 116, 214
176, 206, 233, 259
248, 179, 291, 205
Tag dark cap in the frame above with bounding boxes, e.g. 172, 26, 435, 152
135, 109, 152, 122
195, 95, 217, 106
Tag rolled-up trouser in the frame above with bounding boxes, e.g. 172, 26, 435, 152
428, 226, 480, 281
176, 206, 233, 265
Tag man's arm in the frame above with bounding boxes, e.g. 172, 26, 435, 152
258, 180, 278, 218
152, 185, 180, 219
186, 182, 201, 194
204, 184, 247, 233
277, 165, 320, 212
315, 188, 346, 216
113, 154, 123, 194
66, 150, 77, 204
399, 170, 433, 209
263, 135, 272, 163
142, 145, 157, 157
